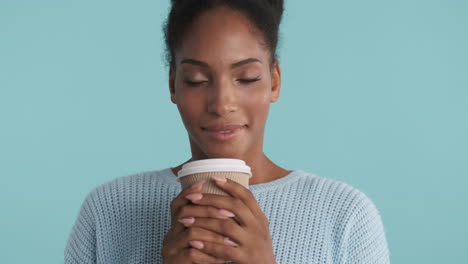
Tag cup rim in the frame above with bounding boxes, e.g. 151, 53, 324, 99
177, 159, 252, 179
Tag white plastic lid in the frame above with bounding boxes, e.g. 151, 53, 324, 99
177, 158, 252, 179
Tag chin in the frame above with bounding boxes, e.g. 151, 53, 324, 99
189, 135, 249, 160
202, 148, 245, 160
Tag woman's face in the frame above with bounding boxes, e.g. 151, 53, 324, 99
169, 7, 281, 159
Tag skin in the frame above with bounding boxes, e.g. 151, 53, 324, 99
162, 7, 288, 264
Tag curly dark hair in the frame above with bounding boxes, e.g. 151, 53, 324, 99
163, 0, 284, 67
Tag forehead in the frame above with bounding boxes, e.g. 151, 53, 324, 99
175, 7, 269, 66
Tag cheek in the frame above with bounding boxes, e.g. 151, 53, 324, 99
239, 77, 272, 102
242, 92, 270, 109
256, 78, 273, 102
176, 91, 204, 125
241, 84, 271, 123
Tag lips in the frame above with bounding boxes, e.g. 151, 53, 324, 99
202, 124, 247, 141
202, 124, 246, 132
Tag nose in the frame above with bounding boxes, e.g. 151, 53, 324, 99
207, 79, 238, 116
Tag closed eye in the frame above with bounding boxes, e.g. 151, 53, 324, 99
184, 77, 261, 86
184, 80, 208, 86
238, 77, 261, 84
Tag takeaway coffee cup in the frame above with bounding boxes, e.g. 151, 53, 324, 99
177, 158, 252, 196
177, 159, 251, 264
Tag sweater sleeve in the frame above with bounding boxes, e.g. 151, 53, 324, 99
342, 191, 390, 264
64, 190, 97, 264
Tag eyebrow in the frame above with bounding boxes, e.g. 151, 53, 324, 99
180, 58, 262, 69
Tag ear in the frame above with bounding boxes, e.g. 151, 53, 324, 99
169, 64, 176, 104
270, 59, 281, 103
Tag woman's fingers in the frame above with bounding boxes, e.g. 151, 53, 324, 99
170, 180, 206, 231
170, 180, 206, 218
187, 193, 255, 227
180, 217, 244, 246
184, 248, 230, 264
181, 226, 238, 252
164, 180, 236, 263
177, 204, 233, 221
164, 226, 234, 262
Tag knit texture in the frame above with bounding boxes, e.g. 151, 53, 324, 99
64, 168, 390, 263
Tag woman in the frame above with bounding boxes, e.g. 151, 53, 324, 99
65, 0, 390, 263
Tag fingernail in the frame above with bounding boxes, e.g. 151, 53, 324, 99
190, 180, 206, 190
224, 237, 239, 247
211, 175, 227, 183
218, 209, 235, 217
185, 193, 203, 201
177, 217, 195, 226
189, 240, 204, 249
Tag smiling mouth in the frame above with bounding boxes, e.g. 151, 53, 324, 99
202, 125, 247, 141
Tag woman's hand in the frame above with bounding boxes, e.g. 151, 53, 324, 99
161, 180, 233, 264
180, 176, 277, 264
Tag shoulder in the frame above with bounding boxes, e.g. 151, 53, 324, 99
297, 172, 389, 262
295, 170, 379, 214
315, 175, 383, 222
82, 168, 177, 210
90, 168, 174, 194
292, 170, 386, 237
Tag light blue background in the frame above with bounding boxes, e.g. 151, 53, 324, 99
1, 0, 467, 263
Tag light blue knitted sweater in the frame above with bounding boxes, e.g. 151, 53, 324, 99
64, 168, 390, 263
